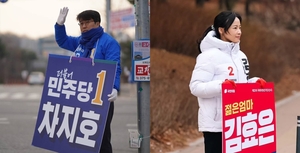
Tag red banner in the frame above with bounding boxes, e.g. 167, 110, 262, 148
222, 83, 276, 153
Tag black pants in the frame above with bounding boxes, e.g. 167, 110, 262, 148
99, 102, 114, 153
203, 132, 222, 153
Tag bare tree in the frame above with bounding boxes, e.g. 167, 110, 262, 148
195, 0, 205, 7
127, 0, 134, 5
219, 0, 237, 10
248, 0, 300, 31
152, 0, 167, 4
219, 0, 223, 9
245, 0, 251, 18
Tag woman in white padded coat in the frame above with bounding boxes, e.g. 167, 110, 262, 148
189, 11, 266, 153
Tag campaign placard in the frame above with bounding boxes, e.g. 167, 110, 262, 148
32, 54, 117, 153
222, 83, 276, 153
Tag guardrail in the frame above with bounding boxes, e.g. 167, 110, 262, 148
297, 116, 300, 153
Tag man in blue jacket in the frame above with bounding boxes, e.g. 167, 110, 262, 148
55, 7, 121, 153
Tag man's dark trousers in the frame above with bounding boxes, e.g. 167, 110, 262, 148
99, 102, 114, 153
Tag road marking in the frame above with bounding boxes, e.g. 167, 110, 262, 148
11, 93, 25, 99
28, 93, 41, 99
0, 118, 9, 124
0, 93, 9, 99
0, 92, 41, 100
126, 124, 137, 127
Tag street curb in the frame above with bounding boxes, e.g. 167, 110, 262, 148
275, 91, 300, 108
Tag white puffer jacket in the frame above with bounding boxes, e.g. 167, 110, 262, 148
189, 31, 258, 132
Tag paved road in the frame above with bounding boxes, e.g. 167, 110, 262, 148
170, 92, 300, 153
0, 83, 138, 153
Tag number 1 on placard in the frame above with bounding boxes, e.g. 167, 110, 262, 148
92, 71, 106, 105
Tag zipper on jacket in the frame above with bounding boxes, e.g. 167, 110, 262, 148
229, 43, 239, 82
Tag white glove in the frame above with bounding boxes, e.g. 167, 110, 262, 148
57, 7, 69, 25
108, 88, 118, 102
247, 77, 259, 83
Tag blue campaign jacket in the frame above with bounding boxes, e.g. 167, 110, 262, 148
54, 23, 121, 91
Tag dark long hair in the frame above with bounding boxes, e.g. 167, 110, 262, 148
197, 11, 242, 53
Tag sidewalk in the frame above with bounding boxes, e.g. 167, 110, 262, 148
170, 92, 300, 153
119, 83, 137, 98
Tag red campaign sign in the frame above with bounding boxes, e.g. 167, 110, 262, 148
135, 65, 150, 76
222, 83, 276, 153
142, 42, 150, 47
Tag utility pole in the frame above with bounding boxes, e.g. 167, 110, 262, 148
134, 0, 150, 153
106, 0, 111, 33
297, 116, 300, 153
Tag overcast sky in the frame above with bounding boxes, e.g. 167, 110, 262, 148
0, 0, 133, 39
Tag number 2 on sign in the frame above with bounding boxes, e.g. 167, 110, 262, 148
228, 66, 234, 76
92, 70, 106, 105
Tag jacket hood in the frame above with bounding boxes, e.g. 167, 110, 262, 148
200, 31, 240, 54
